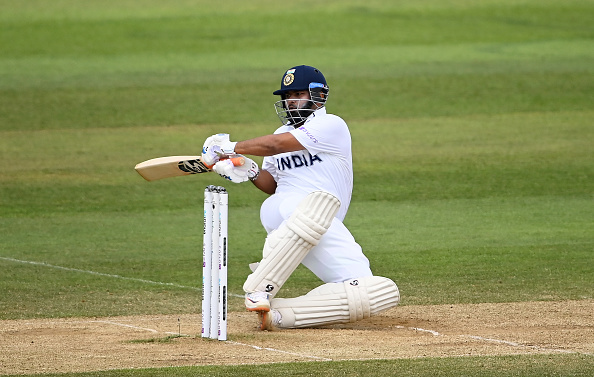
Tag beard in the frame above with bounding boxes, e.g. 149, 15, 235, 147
286, 101, 314, 126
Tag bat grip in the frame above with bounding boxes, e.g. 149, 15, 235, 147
205, 156, 245, 169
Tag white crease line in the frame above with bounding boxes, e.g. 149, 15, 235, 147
90, 321, 331, 360
465, 335, 521, 347
228, 341, 332, 361
91, 320, 190, 337
0, 256, 243, 297
1, 256, 198, 290
393, 325, 440, 336
464, 335, 592, 356
91, 320, 159, 333
10, 316, 594, 360
395, 324, 591, 356
5, 256, 590, 357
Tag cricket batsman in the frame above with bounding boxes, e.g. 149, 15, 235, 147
201, 65, 400, 329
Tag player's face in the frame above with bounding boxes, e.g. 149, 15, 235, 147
284, 90, 311, 110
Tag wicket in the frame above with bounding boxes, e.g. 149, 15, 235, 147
202, 185, 228, 340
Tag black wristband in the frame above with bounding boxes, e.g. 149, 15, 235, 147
248, 170, 260, 181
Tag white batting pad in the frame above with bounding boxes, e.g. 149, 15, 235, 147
243, 191, 341, 297
270, 276, 400, 328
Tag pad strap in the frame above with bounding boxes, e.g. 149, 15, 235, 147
271, 276, 400, 328
243, 191, 341, 297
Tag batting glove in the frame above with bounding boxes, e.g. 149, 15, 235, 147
201, 133, 238, 167
213, 156, 259, 184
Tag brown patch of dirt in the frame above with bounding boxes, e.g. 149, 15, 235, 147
1, 300, 592, 375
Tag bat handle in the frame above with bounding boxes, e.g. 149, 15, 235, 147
205, 156, 245, 169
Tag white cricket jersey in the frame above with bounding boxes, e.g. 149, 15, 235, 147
261, 107, 353, 221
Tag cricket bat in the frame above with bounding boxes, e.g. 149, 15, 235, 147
135, 155, 245, 181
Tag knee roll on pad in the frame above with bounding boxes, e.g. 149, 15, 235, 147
243, 191, 340, 297
271, 276, 400, 328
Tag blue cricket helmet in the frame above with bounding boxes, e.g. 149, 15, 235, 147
273, 65, 328, 96
273, 65, 330, 126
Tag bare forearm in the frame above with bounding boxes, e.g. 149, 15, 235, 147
234, 133, 303, 157
250, 169, 276, 195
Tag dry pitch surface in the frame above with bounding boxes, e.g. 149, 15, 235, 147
1, 300, 592, 375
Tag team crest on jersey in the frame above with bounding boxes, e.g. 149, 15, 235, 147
283, 73, 294, 86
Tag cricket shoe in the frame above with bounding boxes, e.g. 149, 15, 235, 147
258, 309, 282, 331
245, 291, 270, 312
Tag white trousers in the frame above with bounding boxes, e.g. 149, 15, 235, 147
260, 192, 372, 284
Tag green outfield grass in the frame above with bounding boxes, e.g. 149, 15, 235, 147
4, 355, 593, 377
0, 0, 592, 376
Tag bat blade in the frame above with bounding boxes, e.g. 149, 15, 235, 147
135, 156, 210, 181
135, 155, 244, 181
